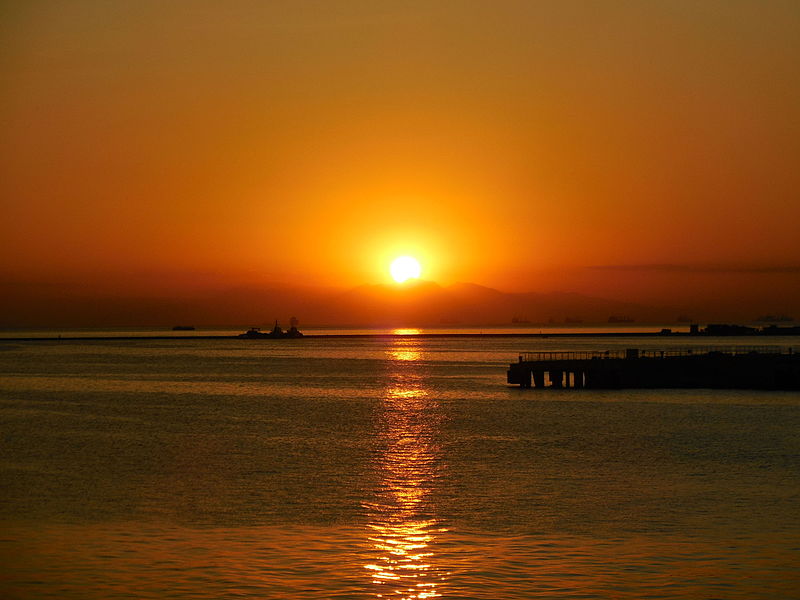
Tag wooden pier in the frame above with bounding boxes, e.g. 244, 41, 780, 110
507, 347, 800, 390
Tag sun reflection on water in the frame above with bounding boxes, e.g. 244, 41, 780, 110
364, 338, 448, 599
392, 328, 422, 336
387, 348, 423, 363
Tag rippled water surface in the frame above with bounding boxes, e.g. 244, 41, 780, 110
1, 335, 798, 598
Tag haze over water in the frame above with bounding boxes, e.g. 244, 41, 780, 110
1, 333, 798, 598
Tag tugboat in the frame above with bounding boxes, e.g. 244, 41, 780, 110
239, 317, 303, 339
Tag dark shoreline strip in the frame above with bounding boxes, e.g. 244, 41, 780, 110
2, 332, 695, 342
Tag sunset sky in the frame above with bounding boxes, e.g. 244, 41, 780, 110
2, 1, 799, 325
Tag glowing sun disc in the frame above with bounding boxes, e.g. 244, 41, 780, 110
390, 256, 422, 283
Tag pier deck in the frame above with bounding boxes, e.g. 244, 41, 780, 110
507, 347, 800, 390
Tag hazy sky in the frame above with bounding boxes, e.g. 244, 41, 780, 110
2, 1, 799, 313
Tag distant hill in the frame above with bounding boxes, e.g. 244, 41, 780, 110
312, 280, 673, 326
0, 278, 693, 328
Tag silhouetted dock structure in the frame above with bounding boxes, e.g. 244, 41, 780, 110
508, 347, 800, 390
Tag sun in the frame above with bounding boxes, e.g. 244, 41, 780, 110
390, 256, 422, 283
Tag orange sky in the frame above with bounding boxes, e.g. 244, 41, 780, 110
2, 2, 799, 323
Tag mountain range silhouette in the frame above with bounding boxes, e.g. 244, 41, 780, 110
1, 278, 682, 328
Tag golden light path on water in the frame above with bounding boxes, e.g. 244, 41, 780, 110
363, 334, 449, 599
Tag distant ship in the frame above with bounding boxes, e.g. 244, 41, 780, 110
172, 325, 195, 331
608, 316, 635, 323
756, 315, 794, 323
239, 318, 303, 339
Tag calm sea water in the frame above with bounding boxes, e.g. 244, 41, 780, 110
1, 333, 798, 599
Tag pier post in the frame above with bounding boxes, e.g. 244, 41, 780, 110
550, 370, 563, 388
533, 371, 545, 389
520, 370, 532, 388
